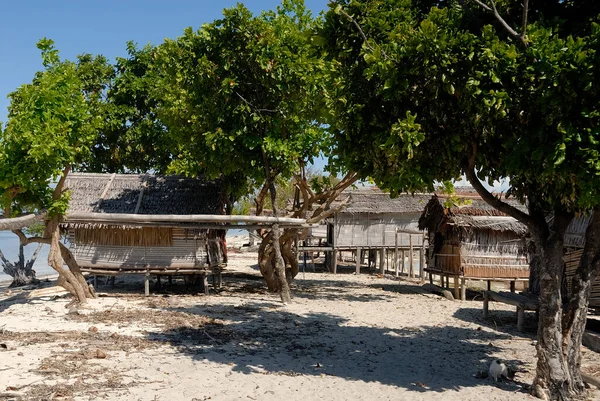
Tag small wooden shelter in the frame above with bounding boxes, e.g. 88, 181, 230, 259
419, 194, 530, 299
325, 188, 430, 275
563, 214, 600, 310
63, 173, 227, 293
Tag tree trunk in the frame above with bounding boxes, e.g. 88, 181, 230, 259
44, 217, 96, 304
532, 210, 600, 401
1, 243, 42, 287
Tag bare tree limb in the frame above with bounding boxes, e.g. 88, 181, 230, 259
470, 0, 527, 46
521, 0, 529, 41
464, 165, 536, 229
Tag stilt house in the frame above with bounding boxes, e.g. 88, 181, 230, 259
328, 189, 430, 250
418, 194, 530, 288
63, 173, 226, 278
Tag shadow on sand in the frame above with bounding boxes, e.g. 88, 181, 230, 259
144, 301, 531, 396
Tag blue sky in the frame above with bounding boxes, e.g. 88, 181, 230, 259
0, 0, 329, 124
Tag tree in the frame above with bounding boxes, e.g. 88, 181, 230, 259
0, 39, 101, 303
0, 221, 45, 287
154, 0, 342, 302
322, 1, 600, 399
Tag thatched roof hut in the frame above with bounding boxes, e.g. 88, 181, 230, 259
418, 195, 529, 280
328, 188, 430, 249
63, 173, 226, 277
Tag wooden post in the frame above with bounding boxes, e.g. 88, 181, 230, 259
144, 273, 150, 297
453, 276, 460, 300
332, 249, 338, 274
510, 281, 516, 293
401, 250, 406, 274
460, 277, 466, 301
394, 229, 399, 277
409, 235, 414, 278
200, 274, 209, 295
420, 239, 426, 279
440, 273, 445, 288
445, 275, 450, 288
483, 291, 490, 319
356, 247, 362, 275
517, 306, 525, 332
379, 248, 385, 275
487, 280, 492, 291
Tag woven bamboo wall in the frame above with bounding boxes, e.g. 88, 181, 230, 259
333, 213, 424, 248
565, 250, 600, 308
68, 227, 224, 270
74, 227, 173, 247
433, 230, 529, 278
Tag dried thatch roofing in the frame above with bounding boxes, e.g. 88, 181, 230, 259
65, 173, 223, 215
340, 189, 432, 214
419, 195, 528, 235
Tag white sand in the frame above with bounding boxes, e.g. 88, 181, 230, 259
0, 251, 598, 401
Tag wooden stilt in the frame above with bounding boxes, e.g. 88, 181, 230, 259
419, 247, 425, 279
394, 229, 399, 276
409, 236, 414, 278
332, 249, 338, 274
517, 306, 525, 332
510, 281, 516, 293
453, 276, 460, 300
356, 247, 362, 275
460, 277, 466, 301
379, 248, 385, 275
487, 280, 492, 291
201, 274, 209, 295
401, 250, 406, 274
429, 272, 433, 284
144, 274, 150, 296
483, 291, 490, 319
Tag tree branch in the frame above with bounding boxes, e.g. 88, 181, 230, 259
464, 165, 536, 229
470, 0, 527, 46
338, 9, 390, 61
521, 0, 529, 41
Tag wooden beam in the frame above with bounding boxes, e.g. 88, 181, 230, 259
66, 212, 306, 225
93, 173, 116, 212
0, 213, 45, 231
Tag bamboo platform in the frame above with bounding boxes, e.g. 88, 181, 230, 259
424, 267, 528, 301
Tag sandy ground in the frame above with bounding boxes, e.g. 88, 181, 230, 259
0, 247, 599, 401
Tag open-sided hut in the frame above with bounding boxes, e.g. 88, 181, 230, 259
418, 195, 529, 299
563, 214, 600, 310
326, 189, 430, 275
63, 173, 226, 292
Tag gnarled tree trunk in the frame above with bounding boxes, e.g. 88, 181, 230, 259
0, 243, 42, 287
531, 208, 600, 400
257, 171, 357, 299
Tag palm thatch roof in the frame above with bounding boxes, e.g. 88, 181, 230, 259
419, 195, 528, 235
65, 173, 224, 215
339, 189, 432, 214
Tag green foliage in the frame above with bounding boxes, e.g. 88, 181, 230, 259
323, 0, 600, 215
154, 0, 329, 199
0, 39, 100, 215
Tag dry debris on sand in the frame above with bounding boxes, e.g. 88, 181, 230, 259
0, 252, 599, 401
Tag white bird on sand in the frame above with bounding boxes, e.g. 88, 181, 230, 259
489, 360, 509, 382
